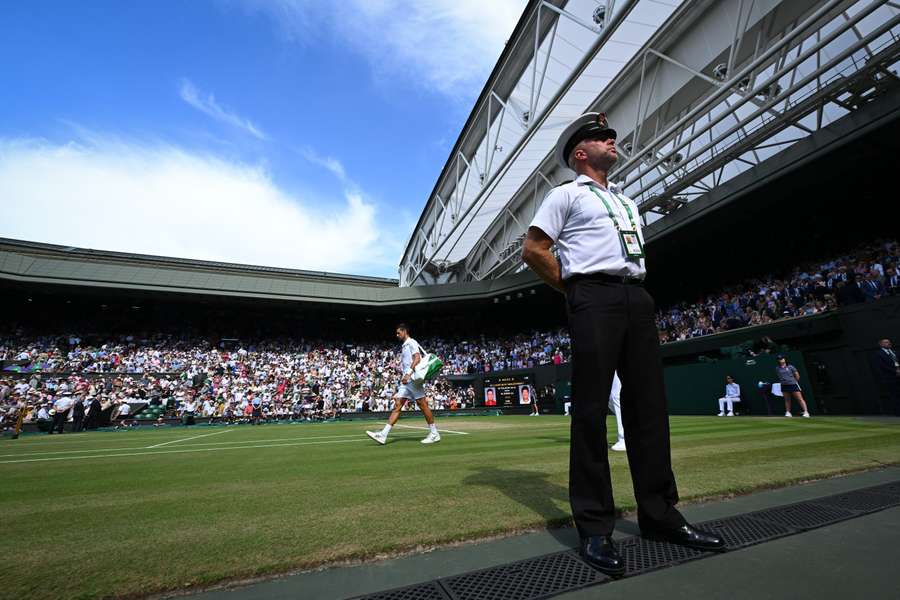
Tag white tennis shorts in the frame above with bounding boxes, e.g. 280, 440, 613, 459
396, 381, 426, 401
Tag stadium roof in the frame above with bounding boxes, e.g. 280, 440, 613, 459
0, 237, 540, 306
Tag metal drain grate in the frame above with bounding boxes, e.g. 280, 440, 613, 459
439, 551, 606, 600
619, 536, 707, 576
347, 581, 449, 600
812, 489, 900, 513
699, 515, 794, 549
350, 480, 900, 600
748, 502, 855, 531
864, 482, 900, 500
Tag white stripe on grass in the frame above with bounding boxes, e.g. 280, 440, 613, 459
146, 428, 234, 448
0, 433, 435, 464
0, 430, 434, 458
389, 423, 470, 435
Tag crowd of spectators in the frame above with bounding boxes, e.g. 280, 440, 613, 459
656, 239, 898, 343
0, 339, 487, 431
1, 239, 896, 432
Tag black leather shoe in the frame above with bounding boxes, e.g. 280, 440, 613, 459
580, 535, 625, 576
642, 524, 726, 552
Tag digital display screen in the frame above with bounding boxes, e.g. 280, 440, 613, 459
483, 373, 534, 407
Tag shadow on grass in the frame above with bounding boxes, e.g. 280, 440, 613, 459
463, 466, 578, 547
463, 466, 643, 541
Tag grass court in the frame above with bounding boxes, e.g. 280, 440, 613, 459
2, 415, 899, 599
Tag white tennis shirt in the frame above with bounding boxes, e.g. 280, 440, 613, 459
529, 174, 646, 280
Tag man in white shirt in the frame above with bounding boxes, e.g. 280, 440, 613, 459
50, 394, 74, 434
115, 400, 132, 428
36, 403, 52, 422
716, 375, 742, 416
522, 112, 723, 575
367, 324, 440, 445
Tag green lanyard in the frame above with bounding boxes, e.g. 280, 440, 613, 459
589, 187, 638, 232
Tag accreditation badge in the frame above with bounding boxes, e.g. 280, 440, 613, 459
620, 230, 644, 258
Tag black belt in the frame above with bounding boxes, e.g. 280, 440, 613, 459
567, 272, 644, 285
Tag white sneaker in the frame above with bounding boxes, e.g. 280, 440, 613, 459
421, 431, 441, 444
611, 440, 626, 452
785, 412, 792, 418
717, 411, 725, 416
366, 430, 387, 445
727, 412, 734, 417
802, 412, 810, 418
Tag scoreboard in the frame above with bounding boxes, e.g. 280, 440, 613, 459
482, 373, 534, 407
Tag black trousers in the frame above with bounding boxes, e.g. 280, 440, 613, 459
566, 277, 686, 537
50, 412, 67, 434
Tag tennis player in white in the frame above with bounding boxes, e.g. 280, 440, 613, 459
609, 372, 626, 452
367, 324, 441, 445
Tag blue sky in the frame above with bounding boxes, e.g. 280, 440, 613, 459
0, 0, 524, 277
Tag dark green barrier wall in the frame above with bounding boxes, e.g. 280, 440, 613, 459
662, 351, 816, 416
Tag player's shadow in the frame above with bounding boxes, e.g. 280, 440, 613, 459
462, 466, 578, 546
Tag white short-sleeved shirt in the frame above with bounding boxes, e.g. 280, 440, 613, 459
529, 174, 646, 280
400, 337, 423, 373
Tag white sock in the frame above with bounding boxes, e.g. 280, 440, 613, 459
429, 423, 438, 434
381, 424, 392, 436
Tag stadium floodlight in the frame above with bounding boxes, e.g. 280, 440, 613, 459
651, 195, 688, 215
661, 153, 684, 169
757, 82, 783, 101
713, 63, 728, 81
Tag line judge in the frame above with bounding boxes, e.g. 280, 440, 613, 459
522, 112, 724, 576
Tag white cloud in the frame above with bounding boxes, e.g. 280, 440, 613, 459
242, 0, 525, 98
297, 146, 347, 182
0, 135, 399, 276
179, 78, 268, 140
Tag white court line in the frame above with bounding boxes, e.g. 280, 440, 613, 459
146, 429, 234, 449
0, 434, 429, 464
3, 423, 565, 458
0, 431, 424, 458
389, 423, 469, 435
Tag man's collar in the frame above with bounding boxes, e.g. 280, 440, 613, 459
575, 173, 621, 192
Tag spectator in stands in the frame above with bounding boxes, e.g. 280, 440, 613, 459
861, 271, 885, 302
71, 395, 85, 432
776, 356, 810, 418
883, 267, 898, 296
716, 375, 741, 416
836, 274, 866, 306
874, 339, 900, 416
